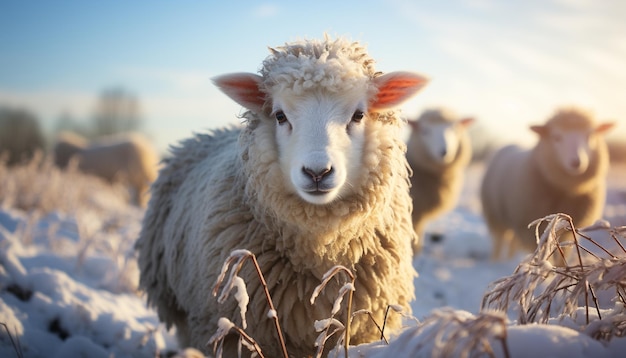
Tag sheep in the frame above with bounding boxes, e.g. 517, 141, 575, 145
406, 108, 474, 252
53, 131, 88, 168
53, 132, 159, 207
480, 107, 614, 264
135, 35, 428, 357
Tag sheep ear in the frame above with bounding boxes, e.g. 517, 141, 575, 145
212, 73, 265, 112
370, 72, 428, 111
595, 122, 615, 135
459, 117, 475, 128
407, 119, 419, 130
530, 125, 548, 137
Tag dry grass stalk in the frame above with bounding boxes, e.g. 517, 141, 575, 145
310, 265, 355, 357
351, 309, 389, 345
409, 308, 510, 358
482, 213, 626, 340
1, 322, 24, 358
211, 249, 288, 358
0, 152, 130, 215
207, 317, 265, 358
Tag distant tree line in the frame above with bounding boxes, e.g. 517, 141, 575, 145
0, 107, 45, 165
54, 86, 143, 139
0, 86, 144, 166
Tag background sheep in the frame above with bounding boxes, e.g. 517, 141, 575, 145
481, 107, 614, 264
135, 36, 427, 357
53, 132, 159, 207
406, 108, 474, 253
53, 131, 88, 168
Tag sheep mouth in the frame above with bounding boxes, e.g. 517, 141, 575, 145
304, 188, 332, 196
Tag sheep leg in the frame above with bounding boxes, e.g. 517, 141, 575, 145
491, 229, 514, 262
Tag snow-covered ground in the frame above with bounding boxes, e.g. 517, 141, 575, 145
1, 162, 625, 357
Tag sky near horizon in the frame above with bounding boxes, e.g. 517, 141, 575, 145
1, 0, 625, 153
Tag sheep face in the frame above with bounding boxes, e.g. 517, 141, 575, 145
410, 117, 473, 165
214, 71, 428, 205
532, 121, 614, 176
271, 88, 367, 204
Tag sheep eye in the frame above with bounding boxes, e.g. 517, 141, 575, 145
351, 110, 364, 123
275, 111, 288, 125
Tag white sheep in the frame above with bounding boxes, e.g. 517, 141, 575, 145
53, 132, 159, 207
481, 107, 614, 263
135, 35, 428, 357
406, 108, 474, 252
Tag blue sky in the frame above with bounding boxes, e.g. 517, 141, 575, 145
1, 1, 625, 153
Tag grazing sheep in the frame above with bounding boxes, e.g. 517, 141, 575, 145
406, 108, 474, 252
53, 132, 159, 207
481, 108, 614, 264
53, 131, 88, 168
135, 35, 427, 357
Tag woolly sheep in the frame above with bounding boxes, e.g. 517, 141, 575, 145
53, 132, 159, 207
135, 35, 428, 357
406, 108, 474, 252
481, 108, 614, 264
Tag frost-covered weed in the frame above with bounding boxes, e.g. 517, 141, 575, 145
0, 155, 142, 294
210, 250, 288, 358
483, 213, 626, 341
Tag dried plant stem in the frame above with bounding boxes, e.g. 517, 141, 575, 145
310, 265, 356, 356
248, 254, 289, 358
212, 250, 289, 358
483, 213, 626, 342
352, 310, 389, 344
499, 331, 511, 358
380, 305, 390, 341
1, 322, 24, 358
232, 325, 265, 358
344, 284, 354, 355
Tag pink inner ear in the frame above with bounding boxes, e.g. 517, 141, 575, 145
530, 125, 547, 136
213, 73, 265, 112
370, 72, 428, 110
595, 122, 615, 134
460, 117, 475, 127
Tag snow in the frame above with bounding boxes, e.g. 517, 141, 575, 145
1, 164, 626, 357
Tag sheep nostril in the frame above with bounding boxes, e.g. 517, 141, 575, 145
302, 166, 332, 183
571, 158, 581, 169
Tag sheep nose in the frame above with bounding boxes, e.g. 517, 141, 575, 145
302, 166, 332, 183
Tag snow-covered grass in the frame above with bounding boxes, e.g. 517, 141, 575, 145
1, 156, 626, 357
0, 156, 176, 357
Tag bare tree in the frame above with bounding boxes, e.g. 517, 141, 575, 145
54, 110, 89, 137
0, 107, 45, 165
91, 86, 142, 137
